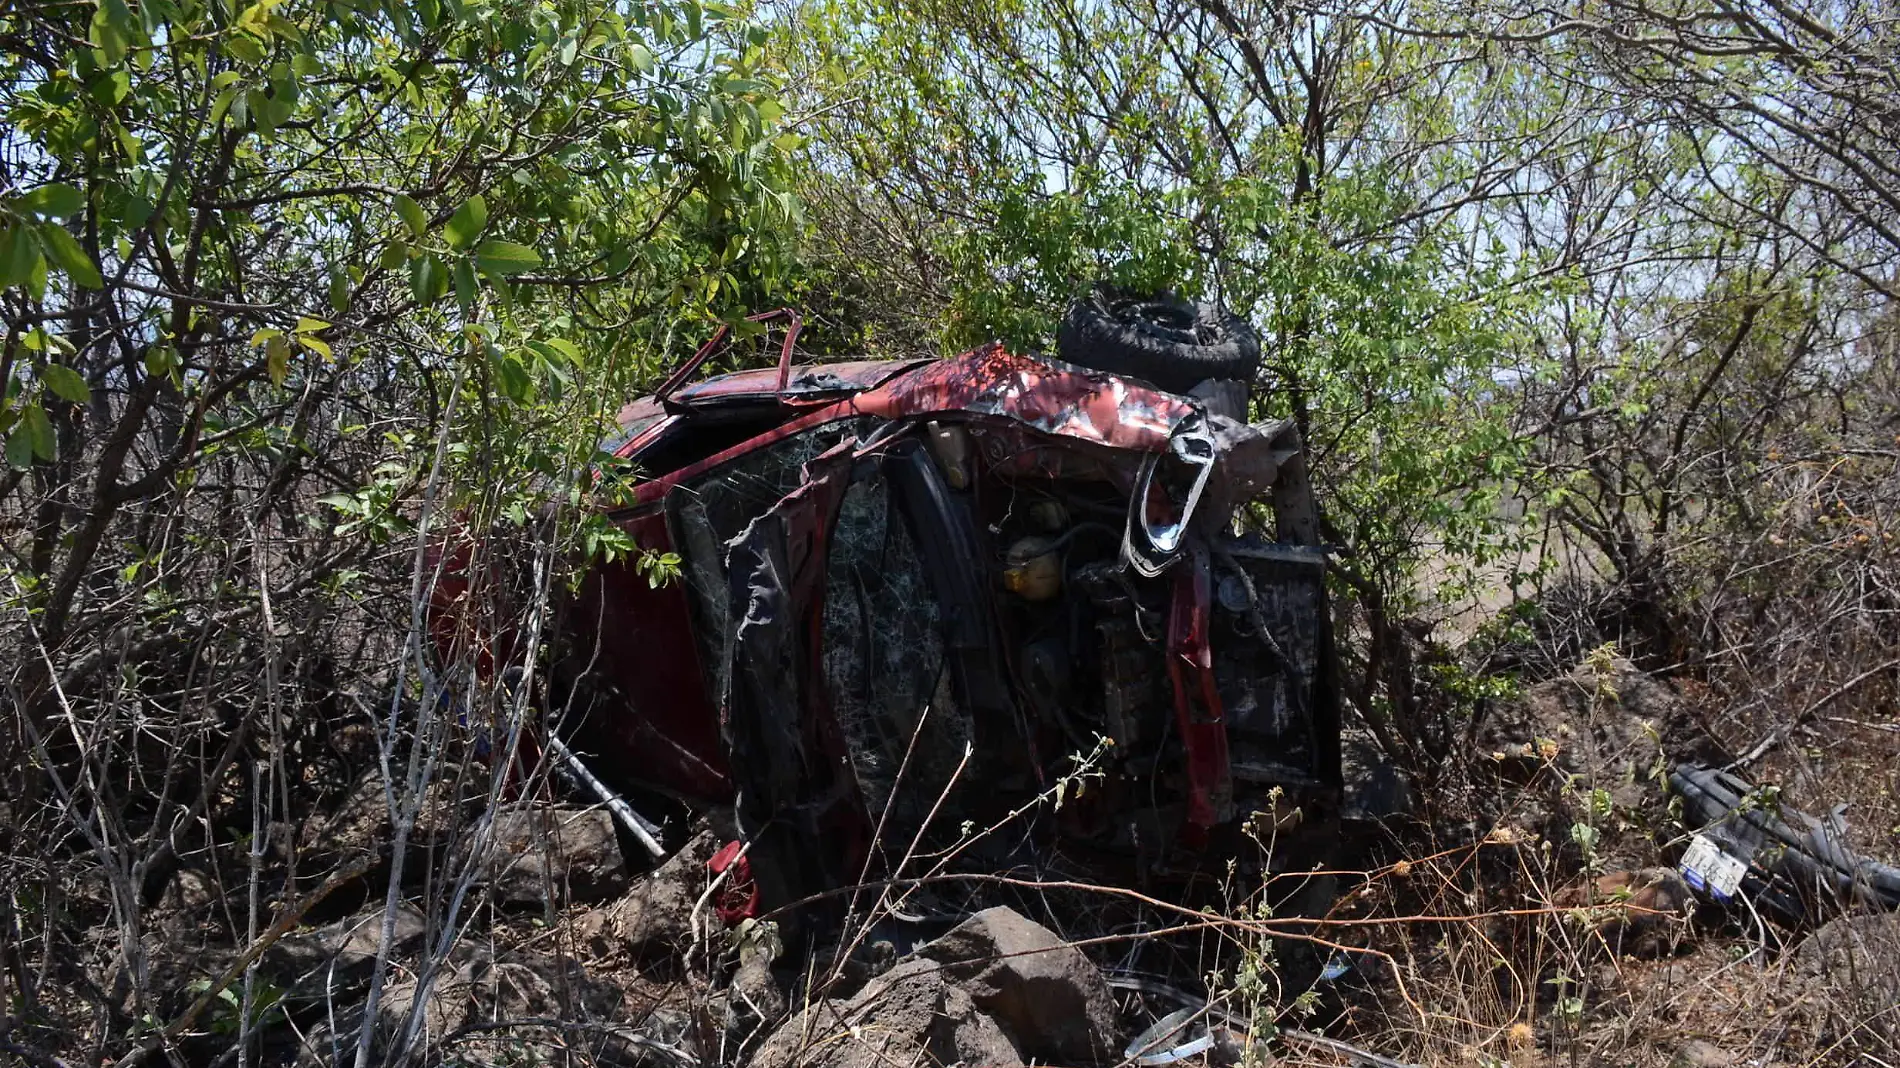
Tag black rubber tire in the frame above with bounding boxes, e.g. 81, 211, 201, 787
1055, 288, 1261, 395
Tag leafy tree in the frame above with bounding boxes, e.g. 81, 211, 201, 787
779, 0, 1567, 763
0, 0, 799, 1057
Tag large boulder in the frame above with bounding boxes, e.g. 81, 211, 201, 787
1474, 656, 1720, 834
917, 905, 1120, 1063
752, 906, 1118, 1068
752, 957, 1022, 1068
577, 827, 722, 959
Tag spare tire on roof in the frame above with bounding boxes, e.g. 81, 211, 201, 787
1055, 288, 1261, 395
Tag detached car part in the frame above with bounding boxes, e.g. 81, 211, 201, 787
1671, 763, 1900, 926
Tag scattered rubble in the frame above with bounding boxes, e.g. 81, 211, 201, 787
142, 651, 1900, 1068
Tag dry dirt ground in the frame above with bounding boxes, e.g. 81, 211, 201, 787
126, 653, 1900, 1068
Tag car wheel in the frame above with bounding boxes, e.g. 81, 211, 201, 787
1055, 287, 1261, 394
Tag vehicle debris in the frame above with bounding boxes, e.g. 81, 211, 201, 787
1670, 763, 1900, 924
431, 292, 1352, 926
548, 734, 666, 859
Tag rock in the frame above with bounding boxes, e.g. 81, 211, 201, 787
483, 804, 627, 906
591, 827, 721, 958
1794, 911, 1900, 996
164, 868, 217, 913
379, 966, 474, 1048
917, 905, 1119, 1063
1553, 868, 1693, 958
265, 903, 430, 994
297, 773, 391, 868
725, 918, 789, 1041
753, 957, 1023, 1068
297, 773, 464, 873
1671, 1039, 1736, 1068
475, 951, 623, 1021
1474, 657, 1720, 838
940, 985, 1026, 1068
291, 946, 624, 1068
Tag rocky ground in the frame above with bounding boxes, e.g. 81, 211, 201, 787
143, 655, 1900, 1067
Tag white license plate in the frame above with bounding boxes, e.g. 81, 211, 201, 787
1680, 833, 1748, 899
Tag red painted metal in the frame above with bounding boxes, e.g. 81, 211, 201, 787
771, 311, 804, 394
707, 840, 760, 924
625, 346, 1202, 508
564, 508, 733, 800
653, 309, 804, 405
1166, 549, 1233, 843
852, 345, 1196, 452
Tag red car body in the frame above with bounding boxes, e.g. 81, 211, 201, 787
438, 314, 1343, 909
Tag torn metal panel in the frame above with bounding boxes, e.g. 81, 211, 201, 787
1167, 549, 1234, 839
852, 345, 1199, 452
721, 444, 870, 912
561, 508, 732, 801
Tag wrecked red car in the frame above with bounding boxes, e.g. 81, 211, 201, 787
444, 294, 1343, 913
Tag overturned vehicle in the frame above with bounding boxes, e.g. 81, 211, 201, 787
438, 293, 1345, 918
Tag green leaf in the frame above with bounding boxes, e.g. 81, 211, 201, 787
0, 223, 43, 289
42, 364, 91, 403
16, 184, 86, 220
5, 429, 35, 470
393, 193, 428, 238
475, 239, 541, 276
210, 85, 241, 126
22, 401, 54, 460
293, 316, 330, 334
329, 272, 350, 313
90, 0, 141, 64
144, 345, 179, 379
297, 334, 332, 360
265, 334, 291, 386
443, 195, 487, 250
409, 253, 446, 306
452, 258, 477, 311
37, 225, 104, 288
492, 351, 532, 402
380, 238, 410, 270
224, 32, 267, 63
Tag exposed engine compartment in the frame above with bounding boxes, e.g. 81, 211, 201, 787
496, 342, 1345, 918
799, 413, 1339, 864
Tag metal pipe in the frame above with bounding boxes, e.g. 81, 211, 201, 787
548, 734, 667, 860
